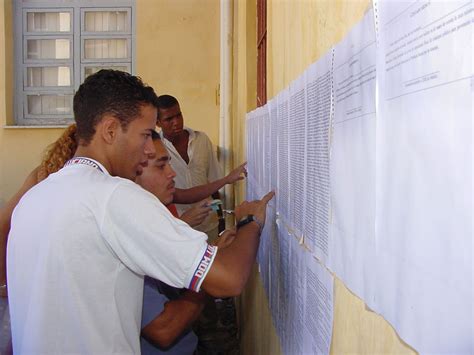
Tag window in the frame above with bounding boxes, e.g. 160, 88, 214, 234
14, 1, 135, 126
257, 0, 267, 107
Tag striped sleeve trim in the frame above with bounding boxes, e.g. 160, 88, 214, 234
188, 244, 218, 292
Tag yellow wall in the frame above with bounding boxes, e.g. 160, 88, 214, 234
233, 1, 417, 354
0, 0, 220, 205
136, 0, 220, 145
231, 0, 257, 206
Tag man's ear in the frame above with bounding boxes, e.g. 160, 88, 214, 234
99, 115, 120, 144
156, 117, 162, 128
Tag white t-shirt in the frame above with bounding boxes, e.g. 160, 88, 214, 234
7, 158, 217, 354
160, 127, 223, 233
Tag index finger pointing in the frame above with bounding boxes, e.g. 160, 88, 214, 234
260, 191, 275, 204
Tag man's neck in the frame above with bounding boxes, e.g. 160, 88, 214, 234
164, 130, 189, 146
74, 144, 112, 174
164, 130, 190, 164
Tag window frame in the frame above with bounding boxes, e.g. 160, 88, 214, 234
23, 8, 73, 35
23, 35, 74, 63
80, 36, 132, 63
14, 0, 136, 126
80, 7, 132, 35
81, 63, 132, 82
23, 92, 74, 123
23, 63, 74, 91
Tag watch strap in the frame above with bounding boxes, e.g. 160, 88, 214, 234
236, 214, 263, 233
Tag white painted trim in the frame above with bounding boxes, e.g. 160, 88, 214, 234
219, 0, 233, 209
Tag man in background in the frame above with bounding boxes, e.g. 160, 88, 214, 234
156, 94, 223, 243
156, 94, 239, 354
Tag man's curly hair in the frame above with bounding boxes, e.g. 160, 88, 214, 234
37, 124, 78, 181
73, 69, 159, 145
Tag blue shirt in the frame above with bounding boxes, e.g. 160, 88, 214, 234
141, 277, 198, 355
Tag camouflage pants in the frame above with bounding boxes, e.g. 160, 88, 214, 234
193, 297, 239, 355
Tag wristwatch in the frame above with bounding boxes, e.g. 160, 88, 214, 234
236, 214, 262, 233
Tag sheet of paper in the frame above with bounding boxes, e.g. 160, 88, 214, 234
375, 0, 472, 352
287, 236, 306, 355
245, 113, 252, 185
261, 203, 276, 299
275, 222, 292, 352
257, 106, 266, 195
288, 75, 307, 237
303, 51, 333, 263
269, 98, 279, 210
471, 86, 474, 345
303, 253, 334, 355
328, 8, 377, 308
268, 218, 282, 326
277, 89, 291, 223
251, 107, 262, 195
245, 113, 259, 260
246, 110, 258, 192
263, 106, 271, 194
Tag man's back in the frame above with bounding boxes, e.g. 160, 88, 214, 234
7, 161, 211, 354
8, 163, 144, 353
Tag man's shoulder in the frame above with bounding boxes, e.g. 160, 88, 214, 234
187, 128, 212, 146
77, 168, 136, 193
14, 169, 133, 218
50, 167, 144, 202
107, 178, 169, 214
107, 177, 152, 199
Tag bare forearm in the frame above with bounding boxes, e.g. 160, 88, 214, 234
173, 162, 247, 204
0, 209, 12, 245
202, 222, 261, 297
173, 177, 228, 204
0, 166, 40, 288
0, 194, 25, 285
141, 291, 206, 348
201, 190, 274, 298
0, 211, 12, 285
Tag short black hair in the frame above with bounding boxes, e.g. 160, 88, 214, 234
73, 70, 159, 145
156, 94, 179, 111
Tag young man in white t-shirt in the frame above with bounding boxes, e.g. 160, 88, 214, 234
7, 70, 273, 354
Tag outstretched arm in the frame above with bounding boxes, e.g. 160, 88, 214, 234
141, 203, 241, 348
141, 290, 207, 348
173, 163, 247, 204
0, 167, 40, 296
200, 191, 275, 298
